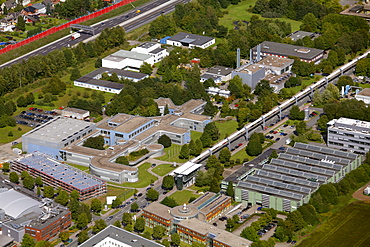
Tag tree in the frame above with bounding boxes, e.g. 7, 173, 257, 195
91, 198, 102, 213
77, 212, 89, 229
152, 225, 166, 240
2, 162, 10, 172
16, 15, 26, 31
146, 188, 159, 201
59, 231, 70, 242
219, 147, 231, 163
226, 181, 234, 198
8, 131, 13, 137
78, 229, 89, 244
226, 218, 234, 229
140, 62, 153, 74
158, 134, 172, 148
43, 186, 54, 198
21, 170, 29, 180
131, 202, 139, 212
162, 175, 174, 190
295, 121, 308, 135
134, 217, 145, 232
9, 172, 19, 183
35, 176, 43, 187
289, 105, 304, 120
83, 135, 105, 150
92, 219, 107, 234
23, 176, 35, 190
161, 196, 178, 208
122, 213, 132, 226
317, 114, 329, 131
21, 233, 36, 247
241, 226, 260, 241
111, 197, 123, 208
113, 220, 122, 228
179, 144, 189, 159
70, 189, 79, 200
3, 6, 8, 15
55, 190, 69, 206
269, 150, 278, 162
204, 122, 220, 141
200, 131, 212, 148
246, 138, 262, 156
116, 156, 129, 165
171, 233, 181, 246
70, 67, 81, 81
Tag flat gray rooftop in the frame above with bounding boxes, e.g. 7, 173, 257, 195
80, 225, 164, 247
23, 117, 94, 144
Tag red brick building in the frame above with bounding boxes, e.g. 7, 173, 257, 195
25, 209, 72, 241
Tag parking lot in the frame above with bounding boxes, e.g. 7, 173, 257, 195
15, 108, 59, 128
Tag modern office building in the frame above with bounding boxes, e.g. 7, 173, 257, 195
327, 117, 370, 154
102, 50, 154, 70
166, 32, 215, 49
10, 152, 107, 200
355, 88, 370, 104
131, 41, 169, 63
142, 193, 248, 247
252, 41, 324, 63
230, 143, 361, 212
80, 225, 164, 247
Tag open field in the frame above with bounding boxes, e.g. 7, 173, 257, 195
156, 144, 185, 163
219, 0, 302, 31
152, 163, 176, 176
170, 190, 200, 205
297, 201, 370, 247
0, 125, 32, 144
121, 162, 158, 188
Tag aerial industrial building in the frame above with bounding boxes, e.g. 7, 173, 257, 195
224, 143, 361, 212
10, 152, 107, 200
165, 32, 215, 49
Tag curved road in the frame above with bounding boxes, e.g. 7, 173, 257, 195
0, 0, 187, 69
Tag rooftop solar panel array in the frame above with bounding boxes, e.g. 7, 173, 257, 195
263, 164, 327, 182
245, 175, 311, 194
270, 159, 336, 177
255, 170, 320, 188
17, 153, 105, 191
279, 153, 343, 171
237, 181, 304, 201
286, 147, 351, 165
294, 142, 357, 159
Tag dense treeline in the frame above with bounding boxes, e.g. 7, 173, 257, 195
54, 0, 105, 18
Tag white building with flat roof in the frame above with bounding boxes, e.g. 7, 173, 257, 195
131, 42, 169, 63
102, 50, 154, 70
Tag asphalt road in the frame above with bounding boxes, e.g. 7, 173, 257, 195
0, 0, 187, 69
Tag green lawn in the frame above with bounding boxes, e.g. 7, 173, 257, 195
0, 125, 32, 144
155, 144, 185, 163
219, 0, 302, 31
297, 201, 370, 247
152, 163, 176, 176
67, 163, 89, 172
121, 163, 158, 188
170, 190, 200, 205
91, 186, 135, 204
283, 76, 323, 95
231, 148, 256, 162
215, 120, 239, 139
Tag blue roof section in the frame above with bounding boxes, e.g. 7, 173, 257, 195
18, 153, 105, 192
160, 36, 171, 44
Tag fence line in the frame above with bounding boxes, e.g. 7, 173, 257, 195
0, 0, 136, 55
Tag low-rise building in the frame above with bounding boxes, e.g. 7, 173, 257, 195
203, 66, 233, 82
80, 225, 164, 247
256, 56, 294, 76
166, 32, 215, 49
252, 41, 324, 63
102, 50, 154, 70
327, 117, 370, 154
131, 41, 169, 63
287, 31, 316, 41
355, 88, 370, 104
231, 63, 265, 90
61, 107, 89, 120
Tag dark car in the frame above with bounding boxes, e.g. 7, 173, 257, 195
107, 216, 113, 220
213, 223, 217, 226
276, 138, 281, 141
137, 193, 143, 197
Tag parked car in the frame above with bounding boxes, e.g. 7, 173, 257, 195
276, 138, 281, 141
107, 216, 113, 220
279, 147, 286, 151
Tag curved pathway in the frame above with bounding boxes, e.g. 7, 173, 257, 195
352, 182, 370, 203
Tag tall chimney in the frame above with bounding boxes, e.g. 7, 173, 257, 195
257, 44, 261, 62
236, 48, 241, 68
249, 49, 253, 64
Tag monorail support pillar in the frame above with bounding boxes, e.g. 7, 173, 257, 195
245, 127, 249, 141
